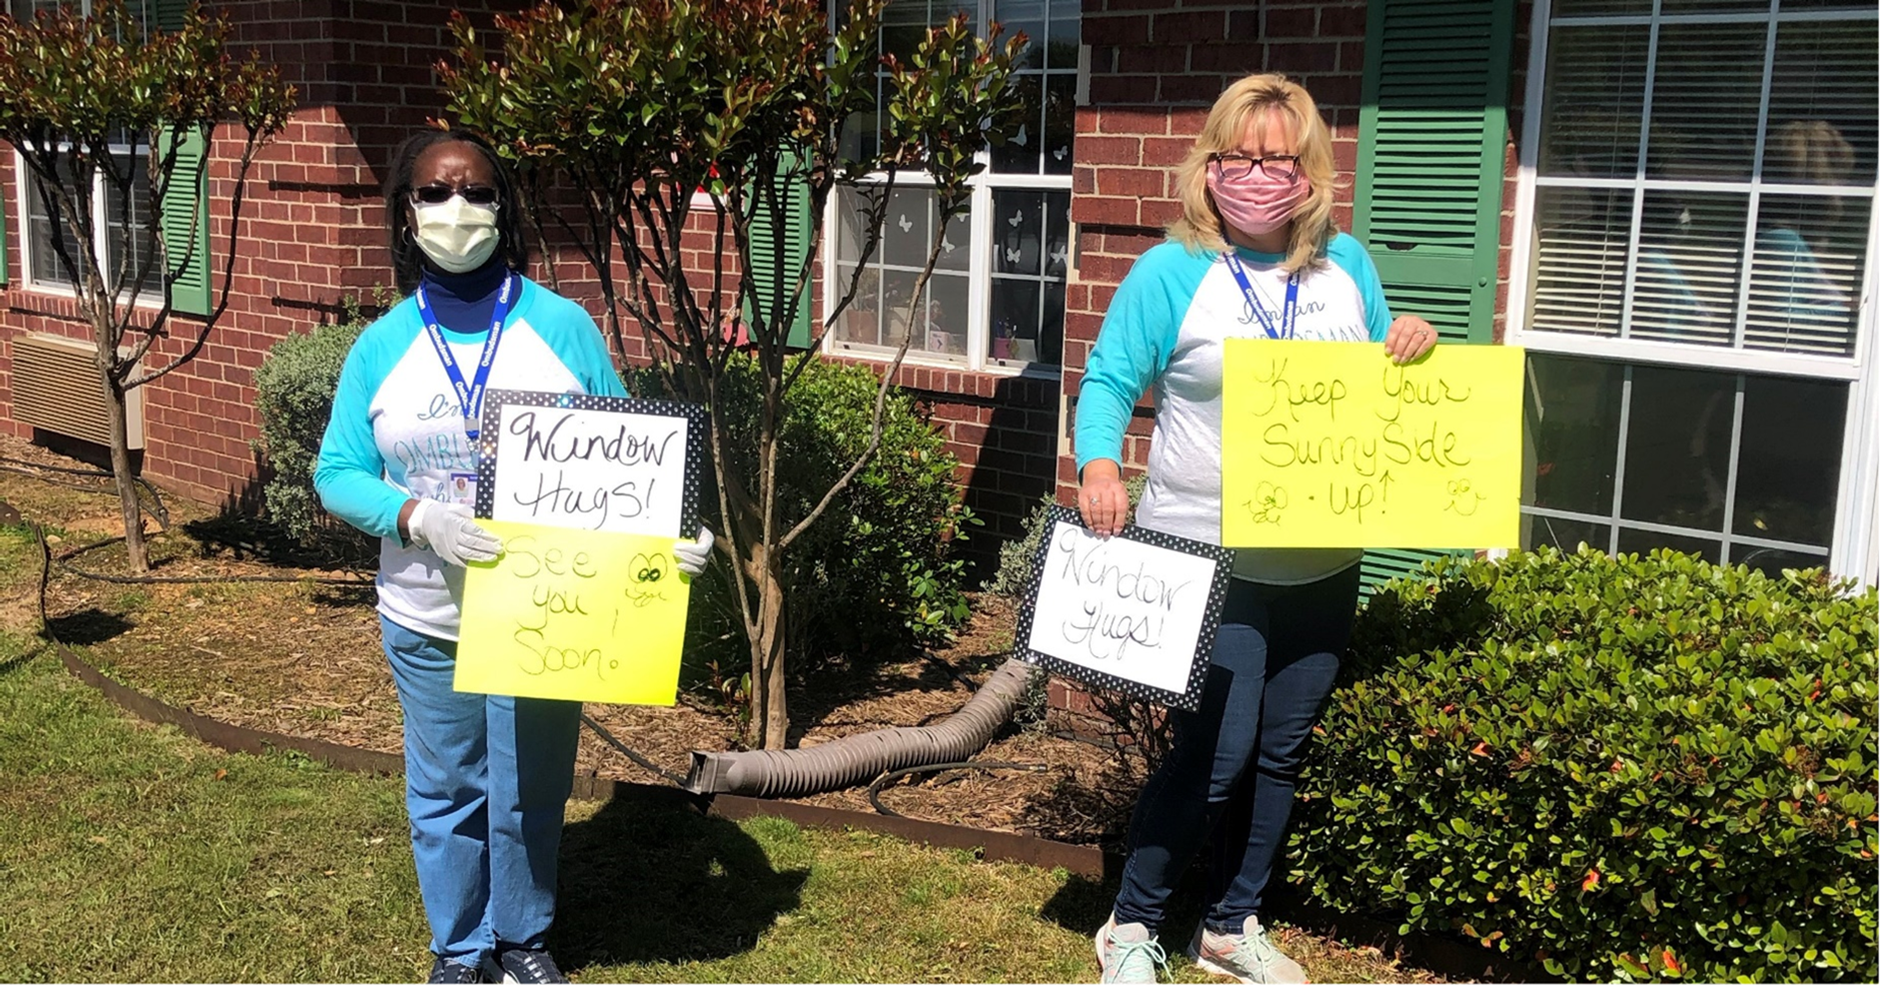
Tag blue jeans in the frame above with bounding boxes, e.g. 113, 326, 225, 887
1110, 565, 1360, 935
380, 616, 582, 965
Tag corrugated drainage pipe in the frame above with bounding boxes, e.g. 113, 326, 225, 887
685, 657, 1034, 798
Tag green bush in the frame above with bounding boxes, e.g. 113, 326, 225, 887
252, 318, 375, 566
1292, 546, 1878, 982
634, 353, 977, 679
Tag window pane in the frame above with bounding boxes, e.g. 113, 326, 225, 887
1048, 0, 1079, 70
993, 188, 1045, 275
1617, 527, 1721, 563
1522, 515, 1611, 556
1550, 1, 1650, 16
1743, 195, 1868, 356
1644, 22, 1766, 182
1733, 374, 1845, 546
1730, 543, 1829, 578
1529, 185, 1632, 337
992, 73, 1045, 175
990, 278, 1039, 363
1044, 72, 1076, 175
1525, 354, 1623, 516
1767, 21, 1879, 187
1621, 365, 1735, 532
106, 155, 161, 298
26, 160, 86, 288
1630, 190, 1748, 347
835, 266, 883, 349
1660, 1, 1770, 12
995, 0, 1046, 71
1538, 25, 1650, 178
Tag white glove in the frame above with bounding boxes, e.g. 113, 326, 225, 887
406, 500, 502, 566
673, 527, 714, 577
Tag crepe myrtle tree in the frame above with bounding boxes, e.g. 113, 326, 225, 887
0, 1, 293, 572
443, 0, 1024, 748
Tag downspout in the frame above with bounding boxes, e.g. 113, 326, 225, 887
685, 657, 1034, 798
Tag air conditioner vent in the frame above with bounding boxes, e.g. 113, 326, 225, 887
9, 333, 145, 450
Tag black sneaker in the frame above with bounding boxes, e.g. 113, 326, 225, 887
493, 947, 568, 984
426, 956, 484, 984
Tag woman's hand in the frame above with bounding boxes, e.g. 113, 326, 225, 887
1079, 459, 1131, 537
1384, 314, 1438, 364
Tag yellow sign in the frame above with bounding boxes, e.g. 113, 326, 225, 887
1221, 340, 1524, 549
455, 520, 689, 705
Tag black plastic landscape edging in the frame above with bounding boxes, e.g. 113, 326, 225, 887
52, 642, 1531, 982
52, 642, 1110, 875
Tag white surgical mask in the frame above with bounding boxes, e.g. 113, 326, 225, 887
412, 195, 500, 273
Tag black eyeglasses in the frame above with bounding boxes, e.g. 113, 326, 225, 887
409, 184, 501, 206
1208, 153, 1301, 182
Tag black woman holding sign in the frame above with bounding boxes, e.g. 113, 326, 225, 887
314, 130, 713, 984
1075, 75, 1437, 984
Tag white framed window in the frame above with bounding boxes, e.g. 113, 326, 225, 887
10, 0, 161, 302
1509, 0, 1880, 582
15, 142, 160, 300
826, 0, 1078, 375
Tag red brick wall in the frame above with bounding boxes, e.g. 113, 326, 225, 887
1061, 0, 1373, 506
0, 1, 1059, 561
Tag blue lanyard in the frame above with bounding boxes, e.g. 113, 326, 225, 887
415, 272, 518, 440
1222, 251, 1298, 340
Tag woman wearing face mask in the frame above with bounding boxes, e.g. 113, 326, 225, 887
1078, 75, 1436, 984
315, 130, 714, 984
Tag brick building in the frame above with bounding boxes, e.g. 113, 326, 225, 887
3, 0, 1877, 585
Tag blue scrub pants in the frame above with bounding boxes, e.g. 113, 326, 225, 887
1109, 565, 1360, 935
380, 616, 582, 965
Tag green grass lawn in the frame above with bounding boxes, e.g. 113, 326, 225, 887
0, 495, 1432, 984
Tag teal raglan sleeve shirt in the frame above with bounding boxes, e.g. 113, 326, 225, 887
311, 280, 628, 543
1327, 232, 1396, 343
1073, 242, 1215, 475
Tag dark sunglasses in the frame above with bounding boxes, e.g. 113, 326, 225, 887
409, 184, 501, 206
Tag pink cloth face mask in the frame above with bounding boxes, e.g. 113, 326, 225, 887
1207, 167, 1311, 238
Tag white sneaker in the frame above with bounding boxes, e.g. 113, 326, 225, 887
1095, 913, 1170, 983
1187, 915, 1307, 983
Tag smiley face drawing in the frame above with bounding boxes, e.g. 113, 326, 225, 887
1445, 478, 1486, 516
624, 552, 670, 607
1244, 482, 1289, 525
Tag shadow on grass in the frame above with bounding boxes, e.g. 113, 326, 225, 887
1039, 863, 1207, 945
44, 608, 135, 646
552, 788, 808, 970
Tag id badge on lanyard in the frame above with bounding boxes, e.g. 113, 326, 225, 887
416, 272, 519, 454
1223, 251, 1298, 340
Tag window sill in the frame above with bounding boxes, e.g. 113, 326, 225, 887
823, 348, 1060, 405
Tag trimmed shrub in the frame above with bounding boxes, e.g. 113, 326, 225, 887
252, 319, 375, 566
633, 353, 977, 679
1292, 546, 1878, 982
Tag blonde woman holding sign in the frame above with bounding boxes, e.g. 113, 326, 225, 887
315, 130, 712, 985
1076, 75, 1437, 984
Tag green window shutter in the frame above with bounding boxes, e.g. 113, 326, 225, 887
160, 126, 212, 317
151, 0, 188, 32
1352, 0, 1515, 593
745, 151, 815, 349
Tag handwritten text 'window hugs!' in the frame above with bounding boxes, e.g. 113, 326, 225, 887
1221, 341, 1525, 550
455, 521, 689, 706
488, 403, 688, 536
1024, 520, 1225, 706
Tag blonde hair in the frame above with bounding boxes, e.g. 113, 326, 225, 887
1766, 119, 1855, 186
1168, 74, 1337, 274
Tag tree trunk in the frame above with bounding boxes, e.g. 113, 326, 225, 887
105, 377, 149, 574
748, 558, 789, 750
